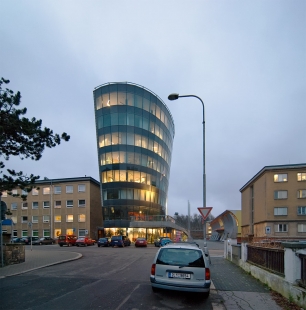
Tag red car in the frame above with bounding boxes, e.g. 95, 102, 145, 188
75, 237, 95, 247
135, 238, 147, 247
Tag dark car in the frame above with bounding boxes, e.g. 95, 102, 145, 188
32, 237, 56, 245
22, 237, 40, 245
97, 237, 110, 247
12, 237, 26, 244
110, 235, 131, 247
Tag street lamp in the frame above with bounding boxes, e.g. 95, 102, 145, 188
168, 93, 207, 244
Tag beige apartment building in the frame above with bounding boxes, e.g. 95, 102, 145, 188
240, 163, 306, 240
1, 177, 102, 240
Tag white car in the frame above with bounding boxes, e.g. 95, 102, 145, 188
150, 242, 211, 297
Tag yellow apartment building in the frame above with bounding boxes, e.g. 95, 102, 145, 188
240, 163, 306, 239
1, 177, 102, 240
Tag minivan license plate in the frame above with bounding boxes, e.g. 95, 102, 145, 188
168, 272, 191, 279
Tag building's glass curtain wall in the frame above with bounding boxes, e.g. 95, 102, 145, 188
94, 83, 175, 228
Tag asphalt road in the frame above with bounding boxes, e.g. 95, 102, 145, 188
0, 243, 223, 310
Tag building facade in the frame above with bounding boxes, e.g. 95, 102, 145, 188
93, 82, 175, 241
1, 177, 102, 240
240, 163, 306, 239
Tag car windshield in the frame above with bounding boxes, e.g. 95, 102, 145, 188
111, 236, 121, 240
156, 248, 205, 267
99, 238, 106, 241
137, 238, 146, 241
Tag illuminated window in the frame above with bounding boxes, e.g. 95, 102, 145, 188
297, 173, 306, 181
66, 229, 73, 235
66, 215, 73, 222
43, 187, 50, 195
32, 188, 39, 195
2, 191, 7, 197
78, 214, 86, 222
54, 215, 61, 222
54, 229, 61, 237
274, 174, 287, 182
297, 190, 306, 199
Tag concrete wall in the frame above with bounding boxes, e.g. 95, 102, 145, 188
226, 239, 306, 309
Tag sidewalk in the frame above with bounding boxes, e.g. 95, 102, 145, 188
204, 240, 283, 310
0, 247, 82, 278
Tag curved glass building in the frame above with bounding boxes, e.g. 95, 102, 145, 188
93, 82, 175, 240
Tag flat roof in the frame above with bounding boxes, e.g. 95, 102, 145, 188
239, 163, 306, 192
37, 176, 100, 186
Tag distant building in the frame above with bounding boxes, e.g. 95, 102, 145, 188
240, 163, 306, 240
209, 210, 241, 241
1, 177, 102, 239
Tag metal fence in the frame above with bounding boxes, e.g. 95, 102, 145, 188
299, 254, 306, 289
247, 245, 284, 276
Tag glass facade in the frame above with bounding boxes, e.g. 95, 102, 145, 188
94, 82, 175, 228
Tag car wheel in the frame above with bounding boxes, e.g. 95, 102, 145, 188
152, 286, 159, 293
40, 242, 42, 245
98, 245, 100, 247
77, 244, 79, 247
203, 290, 210, 298
59, 244, 63, 247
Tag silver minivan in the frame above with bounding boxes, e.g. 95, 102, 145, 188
150, 243, 211, 297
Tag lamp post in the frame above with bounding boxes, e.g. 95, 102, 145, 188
168, 93, 207, 244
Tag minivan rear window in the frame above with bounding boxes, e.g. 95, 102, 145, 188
111, 236, 122, 240
157, 248, 205, 267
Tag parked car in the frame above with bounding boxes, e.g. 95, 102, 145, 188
97, 237, 110, 247
32, 237, 56, 245
154, 237, 170, 247
110, 235, 131, 247
12, 237, 26, 244
135, 238, 147, 247
58, 235, 77, 247
160, 238, 172, 247
22, 237, 40, 245
75, 237, 95, 247
150, 242, 211, 297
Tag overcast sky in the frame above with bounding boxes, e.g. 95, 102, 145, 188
1, 1, 305, 218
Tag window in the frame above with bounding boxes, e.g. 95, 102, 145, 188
43, 201, 50, 208
297, 190, 306, 199
21, 190, 28, 196
54, 215, 61, 222
274, 207, 287, 216
66, 215, 73, 222
298, 224, 306, 232
55, 201, 61, 208
43, 230, 50, 237
78, 214, 86, 222
22, 230, 28, 237
78, 200, 86, 207
11, 202, 17, 210
32, 202, 39, 209
274, 174, 287, 182
32, 216, 38, 223
13, 230, 18, 237
43, 215, 50, 223
66, 200, 73, 208
66, 185, 73, 193
32, 230, 39, 237
32, 188, 39, 195
21, 216, 28, 223
274, 190, 287, 199
275, 224, 288, 232
79, 229, 86, 237
11, 216, 17, 224
55, 229, 61, 237
2, 191, 7, 197
298, 206, 306, 215
297, 173, 306, 182
43, 187, 50, 195
54, 186, 61, 194
78, 184, 85, 192
12, 189, 17, 195
22, 202, 28, 209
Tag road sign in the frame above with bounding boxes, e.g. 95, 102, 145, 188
198, 207, 212, 220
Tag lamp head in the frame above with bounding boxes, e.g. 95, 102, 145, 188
168, 93, 179, 101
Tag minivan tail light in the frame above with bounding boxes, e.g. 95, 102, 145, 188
151, 264, 156, 275
205, 268, 210, 280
